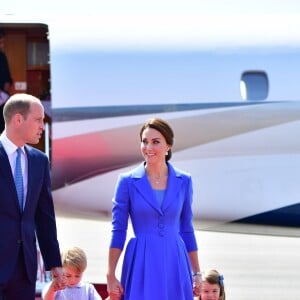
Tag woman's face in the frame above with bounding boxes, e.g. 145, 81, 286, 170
200, 281, 220, 300
141, 127, 170, 165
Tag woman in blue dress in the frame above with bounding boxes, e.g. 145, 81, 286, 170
106, 118, 202, 300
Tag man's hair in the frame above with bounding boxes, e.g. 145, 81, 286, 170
3, 93, 41, 124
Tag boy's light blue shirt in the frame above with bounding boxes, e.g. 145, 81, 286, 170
42, 281, 101, 300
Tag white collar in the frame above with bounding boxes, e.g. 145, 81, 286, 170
0, 132, 25, 155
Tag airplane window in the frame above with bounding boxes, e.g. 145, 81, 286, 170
240, 71, 269, 100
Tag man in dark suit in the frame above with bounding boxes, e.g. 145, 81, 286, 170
0, 93, 65, 299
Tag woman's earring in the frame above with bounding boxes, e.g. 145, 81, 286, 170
165, 148, 169, 155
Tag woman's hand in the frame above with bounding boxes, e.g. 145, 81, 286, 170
107, 274, 124, 300
193, 274, 202, 297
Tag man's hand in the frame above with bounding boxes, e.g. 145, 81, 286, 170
51, 267, 66, 291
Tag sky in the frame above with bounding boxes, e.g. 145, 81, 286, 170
1, 0, 300, 16
1, 0, 300, 50
1, 0, 300, 107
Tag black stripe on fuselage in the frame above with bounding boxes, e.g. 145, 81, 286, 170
234, 203, 300, 227
52, 101, 271, 122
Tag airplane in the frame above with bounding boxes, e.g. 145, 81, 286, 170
1, 2, 300, 298
1, 1, 300, 232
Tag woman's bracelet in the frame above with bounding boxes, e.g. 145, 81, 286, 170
192, 271, 202, 278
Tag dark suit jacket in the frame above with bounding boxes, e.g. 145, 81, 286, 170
0, 142, 62, 284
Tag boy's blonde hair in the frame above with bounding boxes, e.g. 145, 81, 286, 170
61, 246, 87, 273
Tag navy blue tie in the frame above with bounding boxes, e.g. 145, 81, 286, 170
14, 148, 24, 211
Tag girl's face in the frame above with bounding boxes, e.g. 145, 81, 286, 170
200, 281, 221, 300
141, 127, 170, 165
63, 266, 83, 288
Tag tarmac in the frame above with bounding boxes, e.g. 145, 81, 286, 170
55, 216, 300, 300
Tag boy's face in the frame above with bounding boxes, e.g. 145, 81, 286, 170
63, 266, 83, 288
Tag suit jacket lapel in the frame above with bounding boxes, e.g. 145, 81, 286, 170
161, 163, 182, 211
0, 142, 13, 179
0, 142, 21, 210
131, 162, 183, 214
24, 145, 33, 212
132, 163, 163, 214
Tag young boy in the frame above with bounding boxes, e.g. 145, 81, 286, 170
42, 246, 101, 300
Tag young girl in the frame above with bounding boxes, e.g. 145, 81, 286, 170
199, 269, 225, 300
42, 246, 101, 300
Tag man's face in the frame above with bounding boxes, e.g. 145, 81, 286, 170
19, 102, 45, 145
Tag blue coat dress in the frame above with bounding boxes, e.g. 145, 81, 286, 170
110, 162, 198, 300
